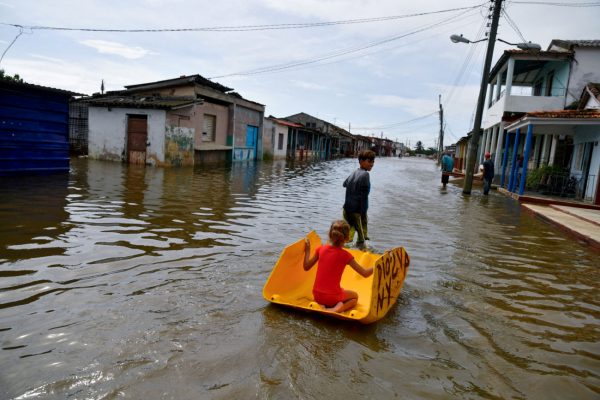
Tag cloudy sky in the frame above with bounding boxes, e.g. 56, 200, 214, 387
1, 0, 598, 148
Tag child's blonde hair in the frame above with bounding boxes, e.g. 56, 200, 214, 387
329, 220, 350, 247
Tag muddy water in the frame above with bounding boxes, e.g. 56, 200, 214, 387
0, 157, 598, 399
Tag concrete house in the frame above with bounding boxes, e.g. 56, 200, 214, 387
283, 113, 334, 160
86, 74, 265, 166
475, 39, 600, 202
263, 116, 293, 160
86, 94, 203, 166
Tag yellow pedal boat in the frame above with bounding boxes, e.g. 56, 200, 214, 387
263, 231, 410, 324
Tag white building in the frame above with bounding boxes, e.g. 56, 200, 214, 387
478, 40, 600, 204
263, 116, 292, 160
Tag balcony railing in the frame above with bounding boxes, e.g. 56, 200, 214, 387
490, 86, 567, 107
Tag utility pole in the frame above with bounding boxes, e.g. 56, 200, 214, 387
438, 94, 444, 164
463, 0, 502, 194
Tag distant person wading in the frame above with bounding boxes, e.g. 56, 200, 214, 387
441, 152, 454, 189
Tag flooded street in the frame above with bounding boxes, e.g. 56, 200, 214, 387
1, 156, 598, 399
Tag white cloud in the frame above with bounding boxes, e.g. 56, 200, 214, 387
291, 80, 327, 90
79, 40, 157, 60
367, 94, 438, 116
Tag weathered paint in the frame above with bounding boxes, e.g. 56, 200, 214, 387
0, 82, 72, 175
233, 105, 263, 161
88, 107, 166, 165
165, 126, 194, 166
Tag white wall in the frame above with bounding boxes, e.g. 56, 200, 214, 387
571, 126, 600, 201
88, 107, 167, 164
273, 124, 288, 159
567, 47, 600, 106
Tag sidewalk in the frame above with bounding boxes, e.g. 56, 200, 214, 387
521, 203, 600, 249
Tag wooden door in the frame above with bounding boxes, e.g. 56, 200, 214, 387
127, 115, 148, 164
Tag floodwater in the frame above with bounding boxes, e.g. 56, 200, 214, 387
0, 156, 598, 399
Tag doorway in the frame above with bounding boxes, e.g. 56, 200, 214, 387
127, 115, 148, 164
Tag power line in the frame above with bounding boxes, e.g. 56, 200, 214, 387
209, 7, 479, 79
0, 5, 486, 33
352, 112, 438, 131
0, 26, 23, 66
510, 1, 600, 6
501, 9, 526, 42
244, 9, 482, 78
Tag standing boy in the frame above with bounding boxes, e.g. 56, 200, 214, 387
482, 152, 495, 195
343, 149, 376, 248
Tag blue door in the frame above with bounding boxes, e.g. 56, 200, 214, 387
245, 125, 258, 159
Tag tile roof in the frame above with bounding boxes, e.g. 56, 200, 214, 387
524, 110, 600, 119
82, 94, 202, 109
266, 116, 303, 128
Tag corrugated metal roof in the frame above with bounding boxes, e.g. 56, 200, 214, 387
82, 94, 202, 109
0, 79, 83, 96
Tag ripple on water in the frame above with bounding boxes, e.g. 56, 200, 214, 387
0, 157, 598, 399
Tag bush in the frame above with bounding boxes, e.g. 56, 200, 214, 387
526, 164, 568, 189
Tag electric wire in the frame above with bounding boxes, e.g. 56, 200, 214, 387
235, 9, 482, 78
510, 1, 600, 6
0, 5, 486, 33
501, 9, 527, 42
351, 112, 439, 131
208, 7, 479, 79
0, 26, 23, 66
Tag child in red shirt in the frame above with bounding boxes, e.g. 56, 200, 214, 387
303, 220, 373, 313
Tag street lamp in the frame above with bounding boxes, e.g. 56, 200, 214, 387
496, 38, 541, 51
450, 34, 487, 45
451, 34, 541, 51
449, 0, 540, 194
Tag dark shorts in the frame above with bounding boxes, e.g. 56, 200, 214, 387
442, 173, 449, 184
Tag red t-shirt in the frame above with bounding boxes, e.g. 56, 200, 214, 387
312, 245, 354, 295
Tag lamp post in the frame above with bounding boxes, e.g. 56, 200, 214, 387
451, 0, 541, 194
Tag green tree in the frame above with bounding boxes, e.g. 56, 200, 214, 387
0, 69, 24, 83
415, 141, 424, 153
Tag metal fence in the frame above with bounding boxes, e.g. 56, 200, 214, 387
528, 173, 594, 200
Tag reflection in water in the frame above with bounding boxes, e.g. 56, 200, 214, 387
0, 157, 598, 399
